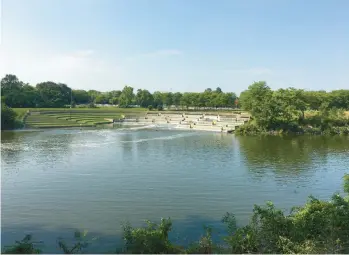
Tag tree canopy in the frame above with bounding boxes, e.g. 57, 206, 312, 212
2, 75, 349, 112
238, 81, 349, 134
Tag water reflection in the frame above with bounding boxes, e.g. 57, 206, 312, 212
1, 129, 349, 253
237, 135, 349, 176
1, 130, 74, 173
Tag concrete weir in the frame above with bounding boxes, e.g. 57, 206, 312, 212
116, 112, 249, 133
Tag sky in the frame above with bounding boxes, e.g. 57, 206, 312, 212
0, 0, 348, 94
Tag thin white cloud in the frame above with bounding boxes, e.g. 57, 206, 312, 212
224, 67, 273, 75
72, 49, 95, 58
147, 49, 183, 57
126, 49, 183, 62
0, 49, 124, 91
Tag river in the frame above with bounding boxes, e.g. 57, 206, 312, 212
1, 127, 349, 252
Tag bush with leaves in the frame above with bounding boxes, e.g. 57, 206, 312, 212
1, 102, 19, 130
121, 218, 182, 254
58, 231, 93, 254
2, 235, 42, 254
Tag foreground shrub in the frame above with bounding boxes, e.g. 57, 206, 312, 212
121, 218, 182, 254
3, 235, 41, 254
235, 121, 264, 135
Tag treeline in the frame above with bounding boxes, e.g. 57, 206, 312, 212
3, 175, 349, 254
3, 74, 349, 112
237, 81, 349, 135
1, 74, 238, 109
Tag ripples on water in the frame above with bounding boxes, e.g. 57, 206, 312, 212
1, 128, 349, 252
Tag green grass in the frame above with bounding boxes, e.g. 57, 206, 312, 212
12, 108, 30, 121
24, 112, 114, 128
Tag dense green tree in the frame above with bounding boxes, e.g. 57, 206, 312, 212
329, 90, 349, 109
1, 74, 24, 107
152, 91, 163, 108
273, 88, 307, 120
215, 87, 222, 93
72, 90, 90, 104
95, 94, 109, 104
1, 74, 22, 93
109, 97, 118, 105
36, 82, 71, 107
21, 84, 41, 107
239, 81, 274, 127
1, 102, 17, 130
136, 89, 154, 107
162, 92, 173, 107
172, 92, 182, 108
87, 90, 100, 103
302, 90, 329, 110
119, 86, 134, 107
108, 90, 122, 105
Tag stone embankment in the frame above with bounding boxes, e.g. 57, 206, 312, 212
116, 112, 250, 133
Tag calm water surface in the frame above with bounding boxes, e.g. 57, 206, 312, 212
1, 127, 349, 252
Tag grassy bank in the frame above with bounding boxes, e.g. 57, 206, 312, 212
3, 174, 349, 254
13, 108, 147, 128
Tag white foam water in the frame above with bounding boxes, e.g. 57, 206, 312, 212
120, 133, 195, 144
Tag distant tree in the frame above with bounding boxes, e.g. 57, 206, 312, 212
180, 93, 192, 109
329, 90, 349, 109
21, 84, 41, 107
239, 81, 274, 127
302, 90, 328, 110
119, 86, 134, 107
162, 92, 173, 107
87, 90, 101, 103
172, 92, 182, 108
73, 90, 90, 104
95, 94, 109, 104
1, 74, 24, 107
109, 90, 122, 105
1, 74, 22, 93
153, 91, 163, 108
36, 82, 71, 107
109, 97, 119, 105
136, 89, 154, 108
215, 87, 222, 93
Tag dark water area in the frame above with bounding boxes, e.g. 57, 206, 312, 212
1, 128, 349, 252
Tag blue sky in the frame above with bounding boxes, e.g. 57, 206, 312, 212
1, 0, 348, 94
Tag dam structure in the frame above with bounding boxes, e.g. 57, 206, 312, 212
116, 112, 250, 133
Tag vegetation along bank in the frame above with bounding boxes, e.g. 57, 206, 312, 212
236, 81, 349, 135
